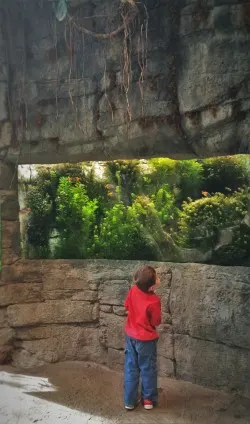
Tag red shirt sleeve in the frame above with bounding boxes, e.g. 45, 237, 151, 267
124, 289, 131, 311
147, 300, 162, 327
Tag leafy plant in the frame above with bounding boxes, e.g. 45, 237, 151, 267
144, 158, 177, 194
151, 184, 178, 227
26, 186, 53, 258
22, 155, 250, 265
175, 160, 204, 203
106, 160, 141, 205
178, 188, 250, 264
95, 202, 142, 259
202, 156, 249, 195
55, 177, 98, 258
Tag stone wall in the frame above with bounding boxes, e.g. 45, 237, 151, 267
0, 0, 249, 165
0, 259, 249, 398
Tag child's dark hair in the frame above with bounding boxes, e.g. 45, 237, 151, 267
134, 265, 156, 293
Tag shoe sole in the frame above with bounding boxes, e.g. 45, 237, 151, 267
144, 405, 154, 410
125, 398, 141, 411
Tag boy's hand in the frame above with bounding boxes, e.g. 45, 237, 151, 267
149, 274, 160, 292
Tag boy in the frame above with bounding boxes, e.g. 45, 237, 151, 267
124, 265, 161, 411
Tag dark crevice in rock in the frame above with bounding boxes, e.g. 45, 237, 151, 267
167, 268, 177, 378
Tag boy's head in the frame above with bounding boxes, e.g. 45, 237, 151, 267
134, 265, 159, 293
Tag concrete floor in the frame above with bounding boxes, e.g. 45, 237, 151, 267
0, 362, 249, 424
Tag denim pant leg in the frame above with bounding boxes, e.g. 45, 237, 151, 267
124, 336, 140, 406
137, 339, 158, 403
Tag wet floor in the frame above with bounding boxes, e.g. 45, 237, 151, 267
0, 362, 249, 424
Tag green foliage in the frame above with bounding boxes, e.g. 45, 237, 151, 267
22, 155, 250, 265
145, 158, 204, 203
152, 184, 178, 227
202, 156, 249, 194
95, 203, 143, 259
95, 198, 164, 260
106, 160, 141, 205
145, 158, 177, 194
25, 186, 52, 258
129, 196, 179, 261
178, 188, 250, 264
55, 177, 98, 258
175, 160, 204, 203
130, 196, 164, 245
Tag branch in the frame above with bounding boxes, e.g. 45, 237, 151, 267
67, 4, 138, 40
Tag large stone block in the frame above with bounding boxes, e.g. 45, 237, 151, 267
175, 334, 250, 399
178, 35, 250, 113
2, 248, 20, 265
113, 306, 127, 316
99, 280, 130, 306
170, 264, 250, 350
1, 260, 43, 284
72, 290, 98, 302
0, 345, 12, 365
0, 328, 14, 346
158, 355, 175, 378
1, 194, 19, 221
12, 326, 107, 368
0, 82, 8, 121
2, 220, 20, 249
0, 162, 17, 191
0, 328, 14, 365
0, 308, 8, 328
43, 262, 90, 294
0, 283, 43, 307
7, 300, 96, 327
108, 348, 124, 371
0, 121, 12, 148
100, 312, 125, 350
158, 325, 174, 360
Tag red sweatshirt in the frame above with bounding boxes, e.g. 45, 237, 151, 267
124, 285, 162, 341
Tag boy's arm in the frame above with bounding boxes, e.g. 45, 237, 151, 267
147, 300, 162, 327
124, 290, 131, 311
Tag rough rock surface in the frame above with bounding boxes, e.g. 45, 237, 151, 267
0, 0, 249, 165
0, 259, 249, 399
7, 300, 99, 327
1, 362, 250, 424
0, 328, 14, 364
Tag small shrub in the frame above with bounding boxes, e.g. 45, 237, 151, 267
202, 156, 249, 195
105, 160, 141, 205
55, 177, 98, 258
151, 184, 178, 227
26, 186, 53, 257
95, 203, 145, 260
178, 188, 250, 264
175, 160, 204, 203
130, 196, 165, 246
146, 158, 177, 193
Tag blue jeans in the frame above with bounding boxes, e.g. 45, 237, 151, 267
124, 336, 158, 407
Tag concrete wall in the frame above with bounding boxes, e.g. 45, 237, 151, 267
0, 0, 249, 164
0, 258, 249, 398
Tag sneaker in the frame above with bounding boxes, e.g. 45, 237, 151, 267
144, 400, 154, 410
125, 398, 141, 411
125, 405, 135, 411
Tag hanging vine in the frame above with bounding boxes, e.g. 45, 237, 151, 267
61, 0, 148, 129
4, 0, 149, 159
